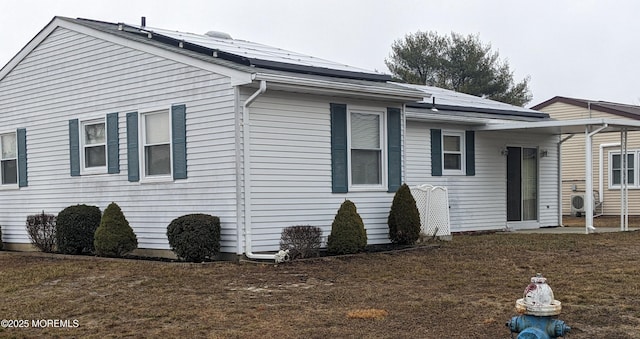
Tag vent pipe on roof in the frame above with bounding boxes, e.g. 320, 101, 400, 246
141, 16, 146, 27
431, 97, 438, 112
205, 31, 232, 39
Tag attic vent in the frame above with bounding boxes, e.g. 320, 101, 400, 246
205, 31, 232, 39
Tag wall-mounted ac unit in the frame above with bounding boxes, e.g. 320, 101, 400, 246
570, 193, 597, 217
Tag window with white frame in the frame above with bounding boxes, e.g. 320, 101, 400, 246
610, 151, 636, 187
1, 132, 17, 185
142, 109, 171, 178
349, 111, 384, 187
442, 131, 465, 175
81, 119, 106, 171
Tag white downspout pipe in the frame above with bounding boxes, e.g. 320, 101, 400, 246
585, 124, 608, 234
599, 142, 620, 204
242, 80, 273, 260
558, 134, 574, 226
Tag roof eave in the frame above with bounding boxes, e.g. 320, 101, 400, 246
407, 102, 549, 119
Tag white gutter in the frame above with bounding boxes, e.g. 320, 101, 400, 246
242, 80, 273, 260
253, 73, 425, 102
585, 124, 608, 234
599, 142, 620, 203
557, 134, 574, 226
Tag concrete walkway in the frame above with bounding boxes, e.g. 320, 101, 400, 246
503, 226, 639, 234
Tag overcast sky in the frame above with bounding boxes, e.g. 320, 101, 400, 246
1, 0, 639, 107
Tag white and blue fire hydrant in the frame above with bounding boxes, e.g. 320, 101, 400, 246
506, 273, 571, 339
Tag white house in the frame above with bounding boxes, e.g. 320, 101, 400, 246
1, 16, 614, 259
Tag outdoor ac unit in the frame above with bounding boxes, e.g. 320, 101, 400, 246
570, 193, 597, 217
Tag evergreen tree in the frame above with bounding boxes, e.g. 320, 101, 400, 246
94, 202, 137, 257
327, 200, 367, 254
388, 184, 421, 245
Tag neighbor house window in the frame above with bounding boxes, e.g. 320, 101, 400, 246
81, 119, 106, 171
0, 132, 17, 185
442, 131, 465, 175
142, 110, 171, 178
610, 152, 636, 187
349, 111, 385, 187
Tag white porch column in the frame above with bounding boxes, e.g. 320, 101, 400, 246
585, 127, 594, 234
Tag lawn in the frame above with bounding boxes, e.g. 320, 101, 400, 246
1, 230, 640, 338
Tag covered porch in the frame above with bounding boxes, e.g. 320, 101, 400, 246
475, 118, 640, 234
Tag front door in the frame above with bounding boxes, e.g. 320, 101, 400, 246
507, 147, 538, 222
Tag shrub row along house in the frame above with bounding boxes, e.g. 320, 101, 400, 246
2, 17, 638, 259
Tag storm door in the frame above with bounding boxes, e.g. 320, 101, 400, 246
507, 147, 538, 221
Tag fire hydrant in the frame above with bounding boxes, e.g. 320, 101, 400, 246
506, 274, 571, 339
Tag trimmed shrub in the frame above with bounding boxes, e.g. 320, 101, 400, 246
167, 214, 221, 262
388, 183, 421, 245
56, 204, 101, 254
94, 202, 138, 257
26, 211, 57, 252
280, 225, 322, 259
327, 200, 367, 255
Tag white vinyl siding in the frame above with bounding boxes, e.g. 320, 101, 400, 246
0, 27, 239, 252
246, 90, 400, 252
405, 119, 559, 232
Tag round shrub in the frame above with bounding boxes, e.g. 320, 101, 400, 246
167, 214, 221, 262
56, 204, 101, 254
388, 183, 421, 245
327, 200, 367, 255
94, 202, 138, 257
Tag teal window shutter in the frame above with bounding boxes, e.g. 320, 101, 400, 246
17, 128, 27, 187
106, 112, 120, 174
330, 103, 348, 193
430, 129, 442, 176
171, 104, 187, 180
465, 130, 475, 176
69, 119, 80, 177
126, 112, 139, 182
387, 107, 401, 193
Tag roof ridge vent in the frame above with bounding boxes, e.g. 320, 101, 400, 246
205, 31, 232, 39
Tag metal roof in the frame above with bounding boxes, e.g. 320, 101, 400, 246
77, 18, 392, 82
475, 118, 640, 134
397, 83, 549, 119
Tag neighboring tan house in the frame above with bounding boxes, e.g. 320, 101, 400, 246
5, 17, 631, 259
532, 96, 640, 217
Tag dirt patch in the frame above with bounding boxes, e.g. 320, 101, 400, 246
2, 232, 640, 338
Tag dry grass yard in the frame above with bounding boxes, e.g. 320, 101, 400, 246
1, 225, 640, 338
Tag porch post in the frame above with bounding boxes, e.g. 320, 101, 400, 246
585, 127, 594, 234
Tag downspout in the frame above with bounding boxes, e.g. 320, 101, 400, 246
585, 124, 608, 234
234, 86, 243, 255
242, 80, 273, 260
557, 134, 574, 226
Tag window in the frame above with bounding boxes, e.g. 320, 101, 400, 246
1, 132, 17, 185
349, 111, 385, 187
142, 110, 171, 178
610, 152, 636, 187
442, 131, 465, 175
81, 119, 106, 171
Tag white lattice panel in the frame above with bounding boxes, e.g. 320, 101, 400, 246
411, 184, 451, 238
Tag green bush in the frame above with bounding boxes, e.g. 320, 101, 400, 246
26, 211, 57, 252
94, 202, 138, 257
167, 214, 221, 262
388, 183, 421, 245
280, 225, 322, 259
327, 200, 367, 255
56, 204, 101, 254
